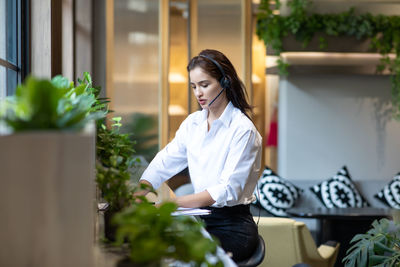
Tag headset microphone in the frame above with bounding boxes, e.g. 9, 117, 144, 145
208, 88, 224, 107
199, 54, 230, 108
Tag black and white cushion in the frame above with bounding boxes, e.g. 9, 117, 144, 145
374, 173, 400, 209
310, 166, 370, 208
255, 167, 302, 217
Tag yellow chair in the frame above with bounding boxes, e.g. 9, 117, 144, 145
256, 217, 339, 267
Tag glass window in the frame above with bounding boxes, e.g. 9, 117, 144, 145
0, 66, 5, 100
7, 68, 17, 96
0, 0, 28, 98
0, 0, 6, 61
6, 0, 17, 64
113, 0, 160, 178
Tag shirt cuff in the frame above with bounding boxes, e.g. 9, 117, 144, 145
206, 184, 229, 207
139, 168, 162, 189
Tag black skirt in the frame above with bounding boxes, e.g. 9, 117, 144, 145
199, 204, 258, 262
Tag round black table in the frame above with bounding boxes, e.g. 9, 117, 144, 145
287, 207, 393, 267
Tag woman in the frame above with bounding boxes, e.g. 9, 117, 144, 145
139, 49, 262, 262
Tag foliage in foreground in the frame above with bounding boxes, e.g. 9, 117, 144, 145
96, 117, 139, 211
0, 72, 105, 131
343, 218, 400, 267
113, 202, 223, 267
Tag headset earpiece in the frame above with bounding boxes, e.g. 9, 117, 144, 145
199, 54, 229, 90
220, 76, 230, 90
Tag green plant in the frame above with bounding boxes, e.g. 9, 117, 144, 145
256, 0, 400, 119
343, 218, 400, 267
0, 73, 105, 131
113, 202, 223, 267
76, 72, 110, 121
96, 117, 142, 212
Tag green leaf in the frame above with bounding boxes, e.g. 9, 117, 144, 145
374, 240, 397, 254
51, 75, 72, 89
112, 116, 122, 123
84, 71, 92, 84
2, 73, 105, 132
370, 255, 389, 266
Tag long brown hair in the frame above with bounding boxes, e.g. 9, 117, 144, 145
187, 49, 253, 119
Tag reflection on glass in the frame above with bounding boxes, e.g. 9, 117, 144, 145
168, 0, 189, 141
6, 0, 16, 64
0, 0, 6, 59
113, 0, 159, 178
7, 68, 17, 96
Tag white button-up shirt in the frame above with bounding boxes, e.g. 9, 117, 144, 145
140, 102, 262, 207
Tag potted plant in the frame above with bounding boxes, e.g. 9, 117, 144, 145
112, 201, 223, 267
343, 218, 400, 266
0, 73, 104, 267
93, 88, 159, 241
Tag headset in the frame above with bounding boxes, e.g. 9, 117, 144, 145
199, 54, 230, 107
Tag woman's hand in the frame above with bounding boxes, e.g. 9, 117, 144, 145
133, 180, 154, 203
174, 190, 215, 208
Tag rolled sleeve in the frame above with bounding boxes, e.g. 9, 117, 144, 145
207, 184, 228, 206
140, 165, 164, 189
207, 183, 242, 207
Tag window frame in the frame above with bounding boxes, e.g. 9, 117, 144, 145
0, 0, 29, 97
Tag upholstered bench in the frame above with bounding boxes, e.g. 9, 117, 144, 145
251, 165, 399, 249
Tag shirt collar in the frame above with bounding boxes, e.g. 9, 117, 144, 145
218, 101, 234, 127
196, 102, 234, 127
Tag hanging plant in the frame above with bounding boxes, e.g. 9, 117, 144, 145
256, 0, 400, 119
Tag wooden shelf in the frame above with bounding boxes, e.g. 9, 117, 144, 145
267, 35, 373, 55
266, 52, 394, 75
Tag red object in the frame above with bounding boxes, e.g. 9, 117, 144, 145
266, 107, 278, 147
266, 121, 277, 147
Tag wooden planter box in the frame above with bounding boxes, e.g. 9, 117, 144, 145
0, 124, 96, 267
265, 33, 390, 75
267, 34, 373, 55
